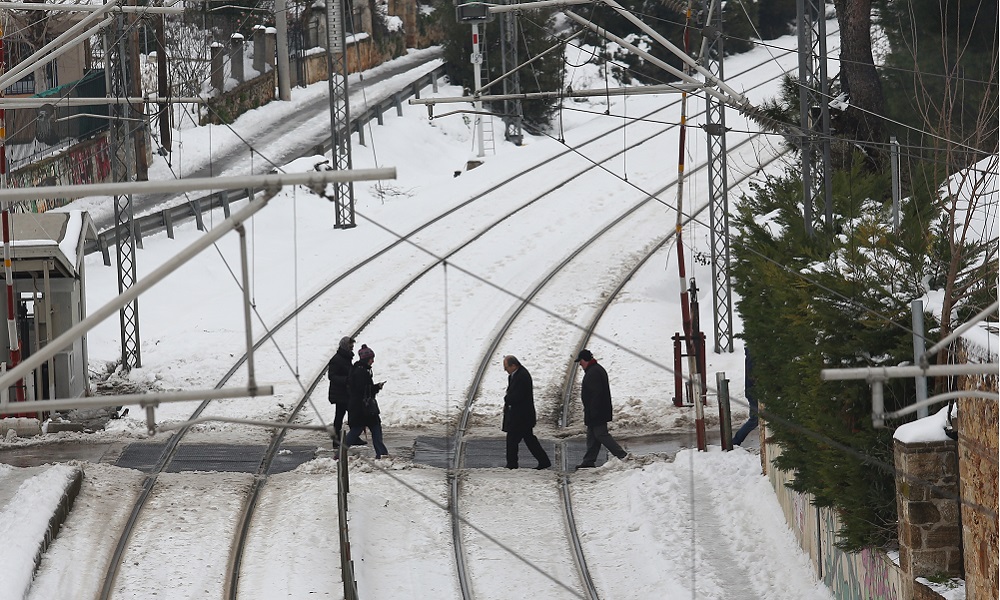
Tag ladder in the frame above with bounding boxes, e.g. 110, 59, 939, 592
481, 113, 496, 155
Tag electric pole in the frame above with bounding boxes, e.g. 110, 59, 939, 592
702, 0, 733, 354
499, 0, 522, 145
326, 0, 356, 228
797, 0, 833, 236
107, 11, 142, 369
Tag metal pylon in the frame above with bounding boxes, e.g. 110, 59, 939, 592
797, 0, 833, 236
703, 0, 733, 354
107, 12, 141, 369
499, 0, 522, 145
326, 0, 356, 228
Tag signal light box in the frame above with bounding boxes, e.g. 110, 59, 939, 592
456, 2, 494, 22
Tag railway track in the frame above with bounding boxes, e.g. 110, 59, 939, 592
443, 133, 780, 599
89, 38, 818, 598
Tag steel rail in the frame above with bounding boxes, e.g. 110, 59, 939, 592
94, 69, 686, 600
93, 45, 802, 599
225, 368, 330, 599
444, 127, 771, 600
553, 149, 784, 600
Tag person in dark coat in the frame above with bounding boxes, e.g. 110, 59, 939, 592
502, 355, 551, 470
344, 344, 389, 458
732, 348, 758, 446
327, 336, 355, 441
575, 349, 628, 469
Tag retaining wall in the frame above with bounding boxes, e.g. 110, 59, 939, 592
767, 444, 913, 600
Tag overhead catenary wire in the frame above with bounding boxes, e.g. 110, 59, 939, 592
151, 16, 1000, 594
15, 4, 992, 584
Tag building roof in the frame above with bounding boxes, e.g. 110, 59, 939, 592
9, 211, 98, 278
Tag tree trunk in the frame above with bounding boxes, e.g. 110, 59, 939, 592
832, 0, 887, 151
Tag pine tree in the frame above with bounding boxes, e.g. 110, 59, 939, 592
730, 161, 966, 550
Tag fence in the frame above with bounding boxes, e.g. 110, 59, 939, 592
86, 65, 447, 263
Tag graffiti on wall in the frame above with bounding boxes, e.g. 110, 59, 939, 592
9, 135, 111, 213
821, 509, 901, 600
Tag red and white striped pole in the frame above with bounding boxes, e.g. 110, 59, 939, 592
672, 0, 705, 450
0, 26, 25, 406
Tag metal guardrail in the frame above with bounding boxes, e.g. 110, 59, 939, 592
86, 65, 449, 265
337, 433, 360, 600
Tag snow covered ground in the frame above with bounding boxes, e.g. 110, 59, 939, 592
0, 21, 933, 600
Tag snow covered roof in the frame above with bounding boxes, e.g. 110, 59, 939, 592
10, 211, 97, 278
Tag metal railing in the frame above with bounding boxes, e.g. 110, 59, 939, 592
85, 65, 449, 264
337, 433, 360, 599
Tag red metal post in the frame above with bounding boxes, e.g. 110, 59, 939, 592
673, 334, 683, 406
0, 28, 25, 409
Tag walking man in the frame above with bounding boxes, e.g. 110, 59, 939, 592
575, 349, 628, 469
501, 355, 551, 470
328, 336, 355, 441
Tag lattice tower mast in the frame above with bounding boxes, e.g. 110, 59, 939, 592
701, 0, 733, 353
499, 0, 523, 145
326, 0, 356, 228
107, 11, 142, 369
797, 0, 833, 235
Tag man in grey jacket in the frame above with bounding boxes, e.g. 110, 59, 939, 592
575, 349, 628, 469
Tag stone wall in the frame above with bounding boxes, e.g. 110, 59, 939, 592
201, 69, 276, 126
894, 439, 963, 578
407, 0, 446, 47
296, 37, 394, 87
388, 0, 419, 47
955, 343, 999, 600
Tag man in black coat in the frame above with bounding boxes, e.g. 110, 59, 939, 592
575, 349, 628, 469
502, 355, 551, 470
328, 336, 355, 440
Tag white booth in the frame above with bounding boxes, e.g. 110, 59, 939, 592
0, 211, 97, 403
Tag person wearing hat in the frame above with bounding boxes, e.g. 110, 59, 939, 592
345, 344, 389, 458
501, 355, 551, 470
327, 336, 356, 441
574, 349, 628, 469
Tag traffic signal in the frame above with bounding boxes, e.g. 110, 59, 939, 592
455, 2, 494, 22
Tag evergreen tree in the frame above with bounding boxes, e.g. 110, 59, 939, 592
874, 0, 998, 170
729, 158, 994, 550
873, 0, 997, 347
755, 0, 797, 40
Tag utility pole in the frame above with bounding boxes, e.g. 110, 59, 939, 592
456, 2, 494, 158
0, 23, 27, 408
107, 11, 142, 369
702, 0, 733, 354
470, 22, 486, 158
325, 0, 356, 228
275, 0, 292, 100
797, 0, 832, 236
499, 0, 522, 145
